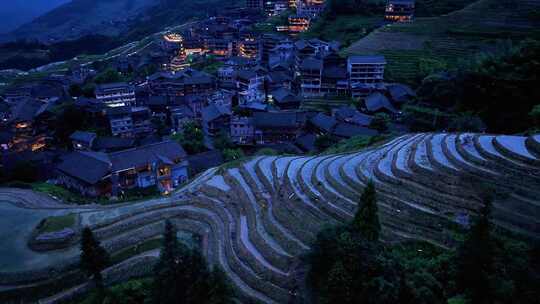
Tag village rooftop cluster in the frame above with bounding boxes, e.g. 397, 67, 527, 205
0, 0, 416, 198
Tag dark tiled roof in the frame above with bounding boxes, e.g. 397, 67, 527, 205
295, 133, 317, 152
57, 141, 187, 183
268, 71, 292, 84
236, 70, 258, 81
253, 111, 304, 128
10, 98, 48, 122
93, 137, 136, 152
95, 82, 133, 94
349, 112, 374, 126
202, 104, 231, 122
365, 92, 398, 113
348, 55, 386, 64
294, 39, 311, 50
310, 113, 337, 133
333, 105, 357, 120
57, 152, 111, 184
30, 84, 63, 99
387, 83, 415, 103
332, 123, 378, 138
70, 131, 97, 144
238, 102, 267, 111
269, 62, 291, 72
187, 150, 224, 173
184, 73, 214, 85
271, 88, 297, 104
148, 69, 214, 85
109, 141, 187, 172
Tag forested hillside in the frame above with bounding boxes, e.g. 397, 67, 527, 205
0, 0, 242, 71
0, 0, 69, 34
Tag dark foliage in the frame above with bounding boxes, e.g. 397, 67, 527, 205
173, 122, 206, 155
369, 113, 390, 133
68, 84, 84, 98
214, 130, 234, 151
314, 134, 335, 152
9, 161, 40, 183
52, 104, 92, 147
351, 181, 380, 241
94, 68, 125, 84
417, 39, 540, 133
415, 0, 477, 17
307, 186, 540, 304
152, 220, 233, 304
80, 227, 109, 291
0, 35, 124, 71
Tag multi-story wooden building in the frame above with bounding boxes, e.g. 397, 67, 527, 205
385, 0, 415, 22
347, 55, 386, 98
253, 111, 306, 144
147, 69, 216, 97
56, 141, 189, 197
107, 106, 153, 138
95, 82, 136, 108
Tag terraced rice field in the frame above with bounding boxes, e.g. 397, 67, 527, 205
1, 132, 540, 303
344, 0, 540, 83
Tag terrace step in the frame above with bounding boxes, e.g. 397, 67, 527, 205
256, 156, 279, 192
427, 133, 460, 174
456, 133, 488, 165
194, 195, 291, 302
526, 134, 540, 156
228, 168, 293, 262
442, 134, 499, 178
325, 154, 360, 200
493, 135, 540, 166
240, 160, 310, 253
297, 155, 353, 221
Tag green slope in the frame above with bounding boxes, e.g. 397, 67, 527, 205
344, 0, 540, 84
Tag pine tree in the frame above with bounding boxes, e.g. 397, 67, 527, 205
80, 227, 109, 293
153, 220, 233, 304
351, 181, 381, 242
203, 267, 234, 304
455, 197, 494, 304
153, 220, 180, 304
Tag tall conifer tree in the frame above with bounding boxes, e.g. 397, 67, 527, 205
351, 181, 381, 242
80, 227, 109, 293
455, 197, 494, 304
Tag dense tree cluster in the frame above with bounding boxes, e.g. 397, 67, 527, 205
307, 183, 540, 304
173, 122, 206, 155
78, 221, 232, 304
417, 39, 540, 133
80, 227, 110, 296
0, 35, 124, 71
152, 221, 233, 304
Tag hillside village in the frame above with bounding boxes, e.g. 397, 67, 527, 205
0, 0, 420, 199
0, 0, 539, 303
